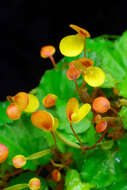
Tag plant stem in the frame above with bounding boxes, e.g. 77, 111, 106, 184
110, 107, 118, 115
49, 56, 57, 68
70, 123, 83, 149
74, 79, 83, 102
79, 82, 86, 90
51, 131, 57, 149
26, 149, 51, 160
103, 117, 119, 121
50, 159, 64, 169
85, 127, 109, 151
55, 131, 80, 149
3, 184, 28, 190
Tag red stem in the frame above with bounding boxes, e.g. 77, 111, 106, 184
110, 107, 118, 116
70, 123, 83, 147
85, 127, 109, 151
49, 56, 57, 68
51, 131, 57, 148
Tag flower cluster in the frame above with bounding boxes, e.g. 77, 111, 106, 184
3, 24, 122, 189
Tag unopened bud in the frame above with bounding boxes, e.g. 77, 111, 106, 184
28, 177, 41, 190
12, 155, 26, 168
0, 144, 9, 163
51, 169, 61, 182
42, 94, 57, 108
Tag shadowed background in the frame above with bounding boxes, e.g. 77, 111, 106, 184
0, 0, 127, 100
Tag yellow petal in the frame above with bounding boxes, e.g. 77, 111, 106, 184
52, 117, 59, 132
66, 98, 79, 122
31, 110, 53, 132
71, 103, 91, 124
59, 35, 85, 57
84, 66, 105, 87
69, 24, 91, 38
24, 94, 39, 113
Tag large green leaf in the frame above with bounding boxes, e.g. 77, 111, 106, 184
80, 150, 116, 188
37, 69, 83, 101
86, 35, 126, 88
65, 169, 94, 190
0, 115, 52, 171
100, 152, 127, 190
117, 134, 127, 168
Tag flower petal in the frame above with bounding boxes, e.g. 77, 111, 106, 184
52, 117, 59, 132
84, 66, 105, 87
31, 110, 53, 132
69, 24, 91, 38
66, 98, 79, 122
71, 103, 91, 124
59, 35, 85, 57
24, 94, 39, 113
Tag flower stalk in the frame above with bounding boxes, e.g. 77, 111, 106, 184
3, 184, 28, 190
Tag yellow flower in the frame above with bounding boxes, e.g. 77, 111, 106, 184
69, 24, 91, 38
24, 94, 39, 113
59, 34, 85, 57
84, 66, 105, 87
66, 97, 91, 124
31, 110, 58, 132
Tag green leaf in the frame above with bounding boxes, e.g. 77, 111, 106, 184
0, 115, 52, 170
117, 76, 127, 98
8, 172, 48, 190
65, 170, 94, 190
117, 134, 127, 168
86, 33, 127, 89
0, 101, 13, 126
37, 69, 83, 101
119, 106, 127, 129
80, 150, 116, 188
100, 151, 127, 190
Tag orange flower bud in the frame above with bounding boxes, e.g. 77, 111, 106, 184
66, 67, 81, 80
51, 169, 61, 182
42, 94, 57, 108
28, 177, 41, 190
6, 103, 22, 120
40, 45, 55, 58
12, 155, 26, 168
94, 114, 102, 124
92, 97, 110, 113
95, 120, 107, 133
0, 144, 9, 163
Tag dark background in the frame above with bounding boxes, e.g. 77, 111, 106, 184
0, 0, 127, 101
